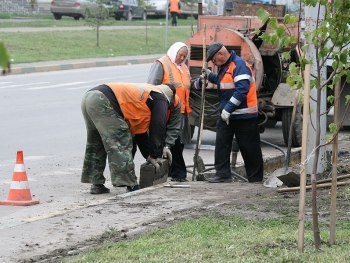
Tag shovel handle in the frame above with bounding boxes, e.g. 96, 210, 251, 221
192, 24, 207, 181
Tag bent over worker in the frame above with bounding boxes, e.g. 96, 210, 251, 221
195, 42, 264, 183
81, 83, 176, 194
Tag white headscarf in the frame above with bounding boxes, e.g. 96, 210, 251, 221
166, 42, 189, 73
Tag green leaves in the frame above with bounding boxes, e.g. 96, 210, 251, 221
256, 8, 270, 24
284, 14, 298, 24
328, 122, 337, 134
286, 62, 303, 89
0, 42, 11, 75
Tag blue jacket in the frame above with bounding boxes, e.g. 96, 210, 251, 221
207, 51, 258, 120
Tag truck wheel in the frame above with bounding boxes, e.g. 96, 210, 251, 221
281, 107, 302, 147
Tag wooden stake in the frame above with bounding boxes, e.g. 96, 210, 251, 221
330, 78, 341, 244
298, 63, 311, 252
318, 174, 350, 184
278, 181, 350, 193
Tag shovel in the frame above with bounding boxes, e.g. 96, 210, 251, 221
263, 91, 300, 188
192, 24, 207, 181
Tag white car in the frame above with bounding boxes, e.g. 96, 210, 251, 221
146, 0, 211, 19
145, 0, 167, 18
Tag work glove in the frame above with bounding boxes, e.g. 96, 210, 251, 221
201, 68, 211, 78
193, 69, 210, 90
146, 156, 161, 173
193, 78, 207, 90
221, 109, 231, 125
162, 146, 172, 166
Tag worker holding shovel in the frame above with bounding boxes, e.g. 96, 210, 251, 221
194, 42, 264, 183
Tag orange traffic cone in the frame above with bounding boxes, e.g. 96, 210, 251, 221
0, 150, 39, 206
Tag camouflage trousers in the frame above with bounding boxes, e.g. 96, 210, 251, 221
81, 90, 138, 187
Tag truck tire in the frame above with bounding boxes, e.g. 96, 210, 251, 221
53, 13, 62, 20
281, 107, 302, 147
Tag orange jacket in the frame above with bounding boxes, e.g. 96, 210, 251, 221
169, 0, 180, 13
158, 55, 191, 114
218, 61, 258, 118
107, 83, 166, 134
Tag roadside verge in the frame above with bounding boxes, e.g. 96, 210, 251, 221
10, 54, 163, 75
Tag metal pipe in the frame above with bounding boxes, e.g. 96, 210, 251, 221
260, 139, 286, 159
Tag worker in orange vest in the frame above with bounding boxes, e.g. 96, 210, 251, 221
81, 83, 179, 194
147, 42, 192, 182
169, 0, 181, 26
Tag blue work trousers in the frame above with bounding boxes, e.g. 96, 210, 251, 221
215, 117, 264, 182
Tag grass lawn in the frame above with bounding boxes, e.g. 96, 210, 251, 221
3, 27, 194, 64
65, 213, 350, 263
1, 16, 198, 64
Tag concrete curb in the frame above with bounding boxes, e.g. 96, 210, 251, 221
227, 147, 301, 179
10, 54, 163, 75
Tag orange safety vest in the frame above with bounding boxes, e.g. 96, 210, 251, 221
220, 62, 258, 116
106, 83, 166, 134
158, 55, 191, 114
169, 0, 180, 13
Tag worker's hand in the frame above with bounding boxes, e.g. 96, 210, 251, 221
201, 68, 211, 78
193, 78, 208, 90
221, 109, 231, 125
200, 69, 211, 86
147, 156, 161, 173
162, 146, 172, 166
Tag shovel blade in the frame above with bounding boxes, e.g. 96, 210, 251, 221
263, 168, 286, 188
277, 171, 300, 187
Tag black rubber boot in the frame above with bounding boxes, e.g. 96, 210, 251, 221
90, 184, 110, 194
126, 185, 140, 192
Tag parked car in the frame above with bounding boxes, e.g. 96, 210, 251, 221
180, 0, 209, 19
146, 0, 211, 19
145, 0, 167, 18
50, 0, 113, 20
113, 0, 147, 20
